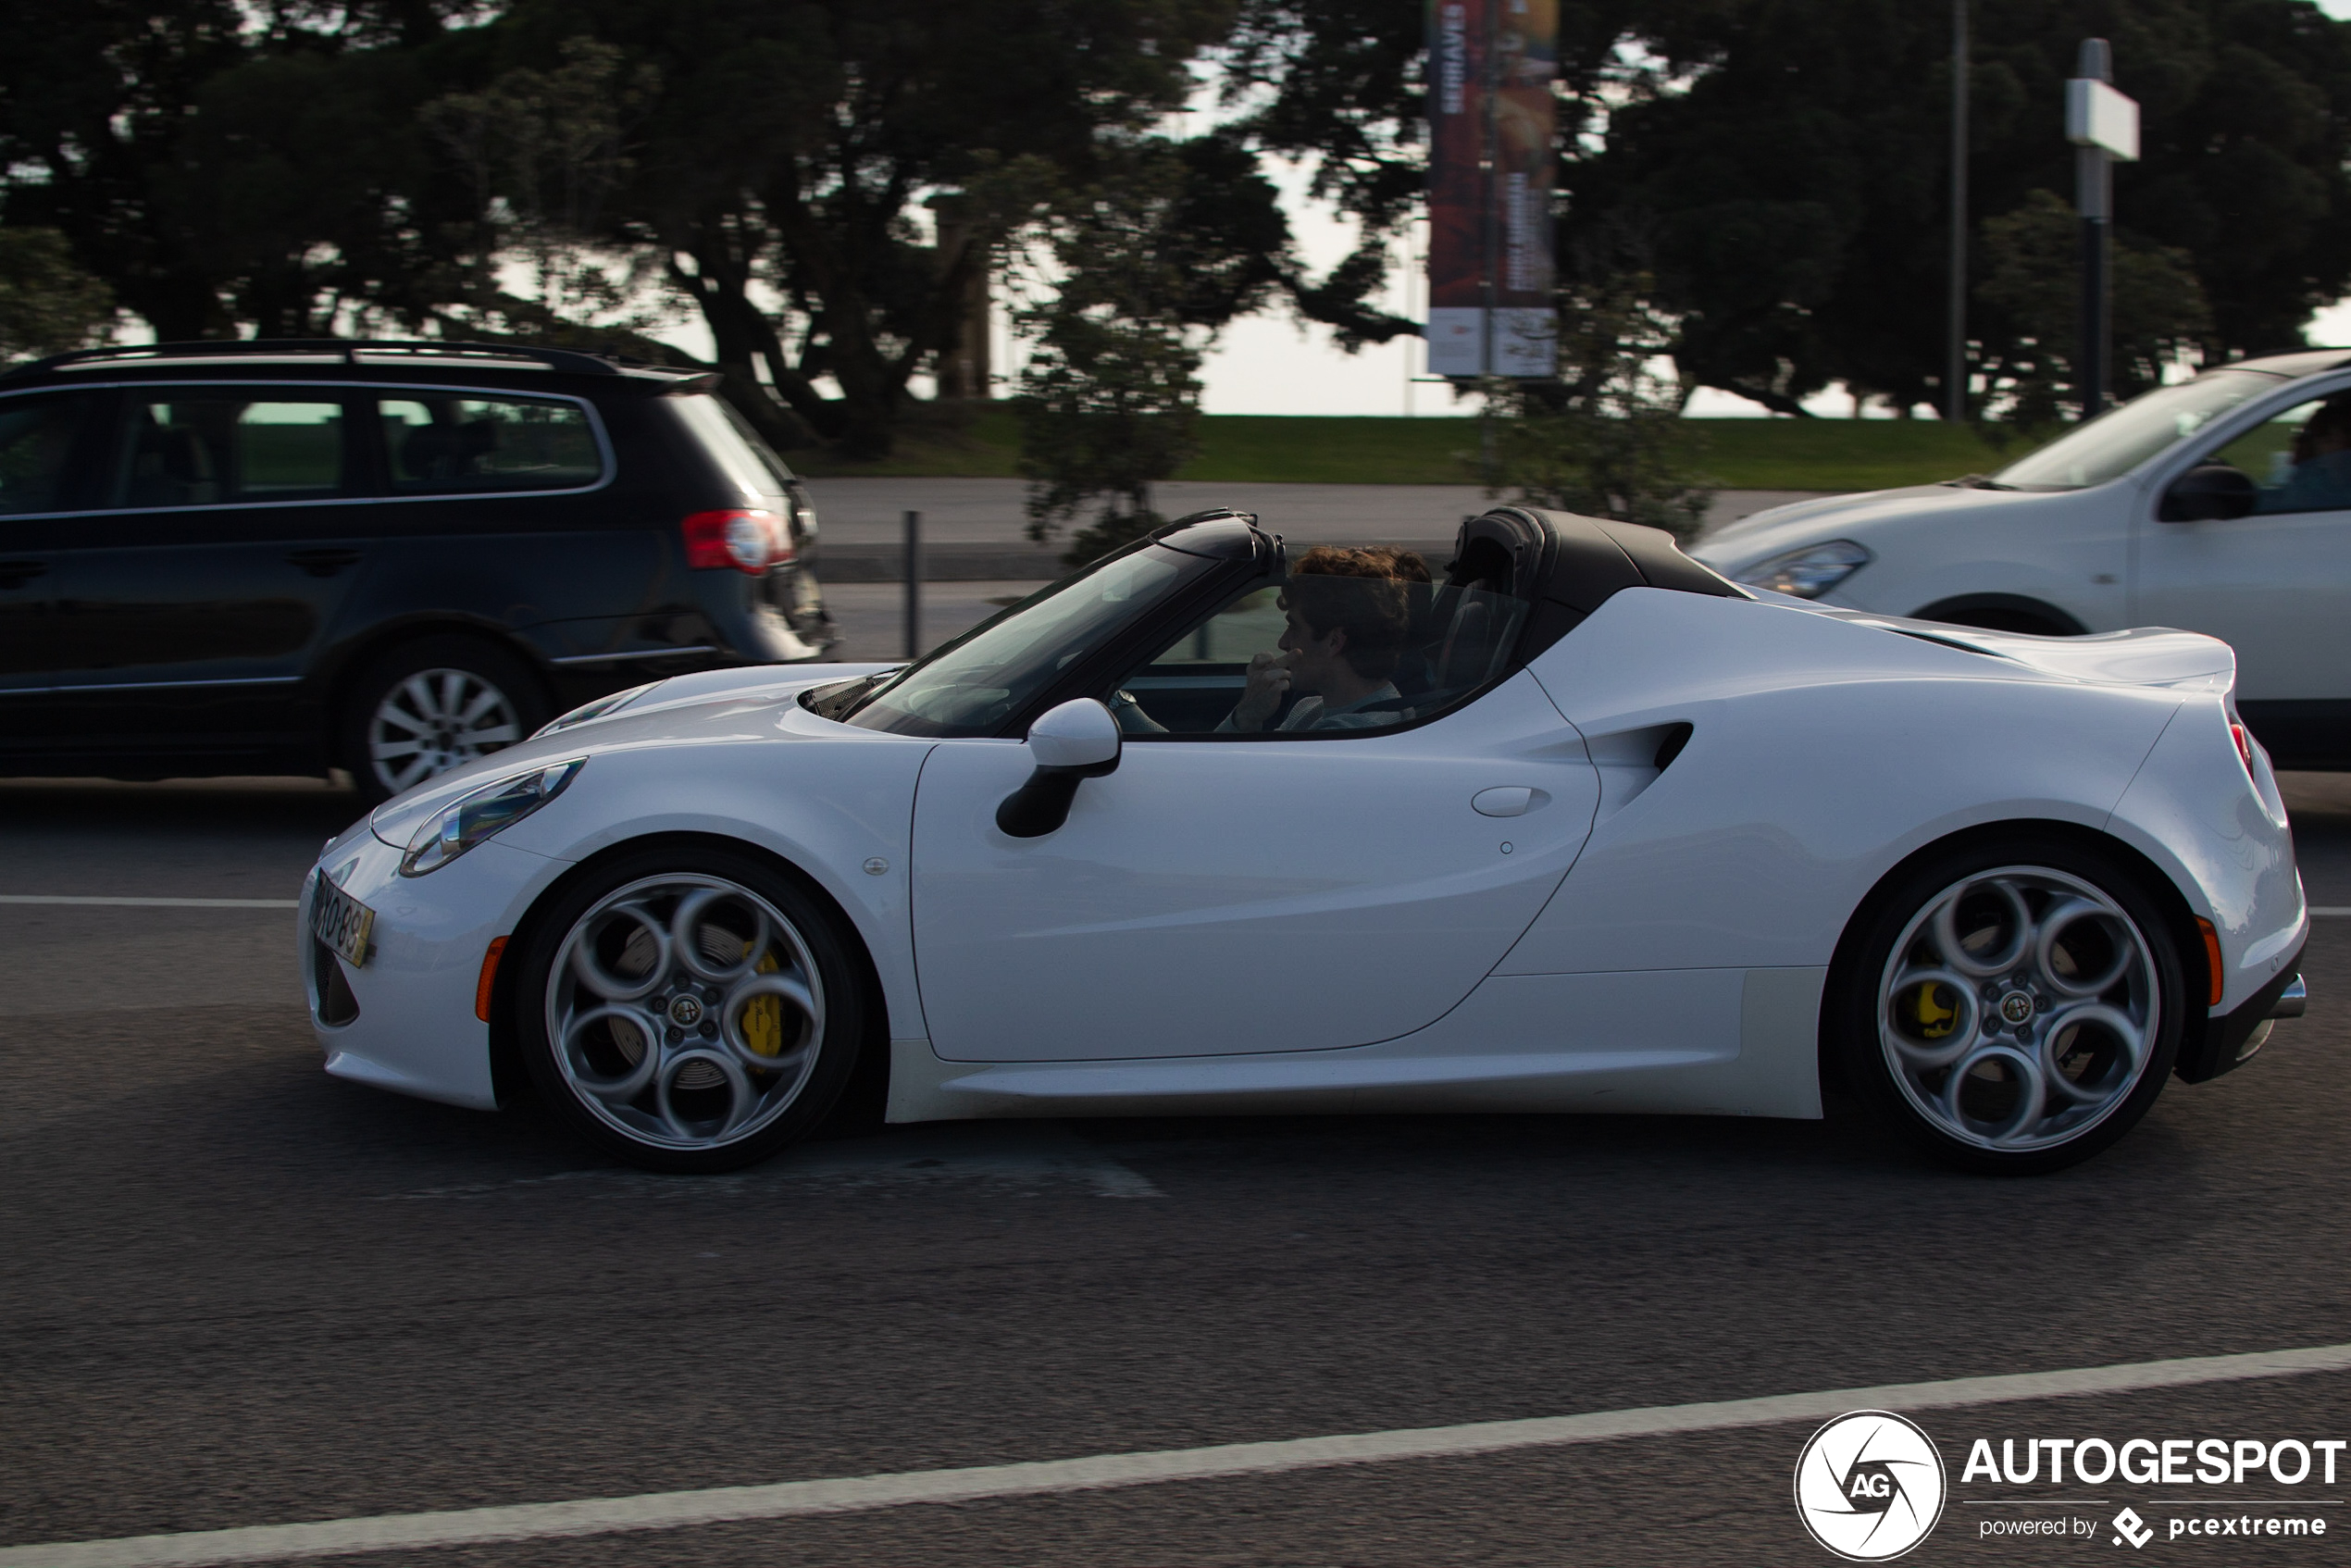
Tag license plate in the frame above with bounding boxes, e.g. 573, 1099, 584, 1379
311, 872, 375, 969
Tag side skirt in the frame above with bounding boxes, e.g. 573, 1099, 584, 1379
885, 967, 1826, 1123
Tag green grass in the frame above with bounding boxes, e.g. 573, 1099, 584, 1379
790, 407, 2035, 492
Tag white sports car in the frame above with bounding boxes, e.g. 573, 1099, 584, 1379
303, 509, 2308, 1176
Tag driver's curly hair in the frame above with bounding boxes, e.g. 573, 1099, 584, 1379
1282, 546, 1424, 679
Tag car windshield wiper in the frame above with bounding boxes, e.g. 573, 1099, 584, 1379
806, 668, 897, 721
1943, 473, 2019, 490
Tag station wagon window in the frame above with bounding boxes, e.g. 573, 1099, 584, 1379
108, 394, 353, 508
0, 391, 100, 514
669, 392, 793, 495
379, 395, 601, 493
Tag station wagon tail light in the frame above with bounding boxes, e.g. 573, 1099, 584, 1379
681, 508, 789, 573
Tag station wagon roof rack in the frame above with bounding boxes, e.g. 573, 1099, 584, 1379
7, 338, 646, 379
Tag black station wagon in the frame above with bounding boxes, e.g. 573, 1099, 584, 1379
0, 340, 832, 801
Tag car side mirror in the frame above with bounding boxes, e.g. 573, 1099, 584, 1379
996, 698, 1122, 838
2160, 464, 2258, 522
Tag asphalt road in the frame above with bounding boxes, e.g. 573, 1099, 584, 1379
3, 773, 2349, 1565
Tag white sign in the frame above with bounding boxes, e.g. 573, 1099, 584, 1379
1425, 306, 1555, 379
2067, 77, 2139, 160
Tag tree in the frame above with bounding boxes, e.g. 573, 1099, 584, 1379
438, 0, 1234, 457
1570, 0, 2351, 416
1016, 143, 1285, 566
1489, 256, 1713, 540
0, 227, 114, 362
0, 1, 479, 340
1227, 0, 2351, 419
422, 38, 660, 331
1976, 189, 2212, 426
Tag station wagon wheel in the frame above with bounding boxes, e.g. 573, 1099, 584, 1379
1833, 836, 2184, 1175
342, 635, 549, 804
514, 846, 865, 1174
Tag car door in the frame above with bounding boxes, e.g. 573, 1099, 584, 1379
2135, 381, 2351, 733
46, 386, 374, 754
351, 388, 656, 657
0, 387, 110, 754
908, 566, 1602, 1064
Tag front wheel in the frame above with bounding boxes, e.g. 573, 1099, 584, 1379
1830, 835, 2185, 1175
513, 845, 865, 1173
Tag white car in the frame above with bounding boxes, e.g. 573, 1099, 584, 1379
1694, 349, 2351, 768
302, 509, 2307, 1177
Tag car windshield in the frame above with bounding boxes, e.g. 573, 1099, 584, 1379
841, 542, 1223, 737
1993, 371, 2281, 489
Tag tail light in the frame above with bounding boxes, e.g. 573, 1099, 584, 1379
2230, 721, 2255, 777
681, 509, 790, 573
2197, 918, 2224, 1007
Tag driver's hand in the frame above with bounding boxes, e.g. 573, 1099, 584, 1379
1229, 650, 1293, 731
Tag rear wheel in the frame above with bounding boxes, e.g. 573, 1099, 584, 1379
341, 635, 548, 804
1831, 834, 2184, 1175
514, 844, 865, 1173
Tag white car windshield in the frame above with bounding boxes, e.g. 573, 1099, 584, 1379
841, 543, 1219, 737
1992, 371, 2282, 490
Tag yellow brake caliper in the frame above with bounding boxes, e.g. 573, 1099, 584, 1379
741, 942, 785, 1059
1909, 980, 1959, 1039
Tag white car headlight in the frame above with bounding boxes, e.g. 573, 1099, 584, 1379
1734, 540, 1872, 599
401, 759, 586, 877
536, 682, 655, 738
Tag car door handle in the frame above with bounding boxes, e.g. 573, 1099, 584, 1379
1472, 786, 1549, 817
286, 547, 362, 578
0, 559, 46, 591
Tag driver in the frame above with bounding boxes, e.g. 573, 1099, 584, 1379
1224, 546, 1424, 731
2263, 393, 2351, 512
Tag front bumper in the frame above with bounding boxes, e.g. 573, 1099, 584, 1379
301, 831, 569, 1110
2177, 947, 2307, 1084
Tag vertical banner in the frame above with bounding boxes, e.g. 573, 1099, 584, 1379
1424, 0, 1488, 378
1425, 0, 1556, 379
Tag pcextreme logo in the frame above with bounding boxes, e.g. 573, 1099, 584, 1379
1794, 1411, 1948, 1561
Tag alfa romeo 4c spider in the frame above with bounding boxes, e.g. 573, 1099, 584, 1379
304, 508, 2307, 1176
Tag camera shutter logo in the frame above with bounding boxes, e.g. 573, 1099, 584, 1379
1793, 1410, 1947, 1561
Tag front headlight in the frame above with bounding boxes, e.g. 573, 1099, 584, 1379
536, 683, 654, 739
1733, 540, 1872, 599
400, 759, 586, 877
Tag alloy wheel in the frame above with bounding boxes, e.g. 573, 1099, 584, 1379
367, 667, 522, 794
546, 875, 826, 1152
1877, 865, 2160, 1153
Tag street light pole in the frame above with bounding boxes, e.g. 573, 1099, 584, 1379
1946, 0, 1969, 424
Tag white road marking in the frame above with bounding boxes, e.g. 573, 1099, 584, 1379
8, 1341, 2349, 1567
2308, 906, 2351, 916
0, 895, 297, 910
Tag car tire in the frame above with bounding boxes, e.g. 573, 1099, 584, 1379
1827, 832, 2185, 1176
341, 635, 550, 804
512, 842, 866, 1174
